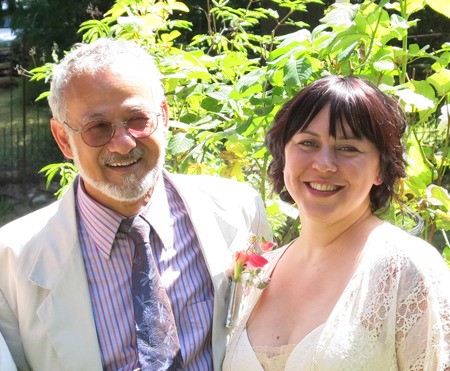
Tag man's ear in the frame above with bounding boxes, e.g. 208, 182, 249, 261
50, 118, 74, 160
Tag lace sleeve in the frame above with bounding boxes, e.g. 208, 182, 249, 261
395, 248, 450, 371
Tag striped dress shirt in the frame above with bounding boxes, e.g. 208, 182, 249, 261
77, 173, 214, 370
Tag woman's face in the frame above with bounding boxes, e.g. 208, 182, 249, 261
283, 105, 382, 224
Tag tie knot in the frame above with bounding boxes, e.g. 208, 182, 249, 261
119, 215, 150, 246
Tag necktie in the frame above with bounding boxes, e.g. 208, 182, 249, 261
120, 216, 184, 370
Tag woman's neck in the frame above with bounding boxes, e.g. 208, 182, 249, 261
297, 206, 380, 259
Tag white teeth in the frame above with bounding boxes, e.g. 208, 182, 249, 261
309, 182, 338, 191
109, 158, 138, 167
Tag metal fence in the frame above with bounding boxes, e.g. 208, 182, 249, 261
0, 74, 63, 185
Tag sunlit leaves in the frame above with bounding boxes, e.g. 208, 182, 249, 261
39, 163, 78, 200
426, 0, 450, 18
395, 88, 435, 112
427, 69, 450, 96
33, 0, 450, 248
426, 185, 450, 229
168, 132, 196, 155
283, 57, 313, 87
404, 137, 434, 194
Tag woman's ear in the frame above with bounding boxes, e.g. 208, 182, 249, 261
50, 118, 74, 160
374, 174, 383, 186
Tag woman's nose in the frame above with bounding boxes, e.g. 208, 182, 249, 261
312, 147, 337, 173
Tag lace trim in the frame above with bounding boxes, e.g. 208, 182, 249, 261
253, 344, 297, 371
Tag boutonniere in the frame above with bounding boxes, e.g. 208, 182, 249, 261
225, 235, 275, 328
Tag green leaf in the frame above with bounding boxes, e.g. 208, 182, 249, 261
168, 132, 195, 155
405, 0, 426, 15
320, 3, 358, 27
425, 0, 450, 18
336, 40, 359, 61
283, 57, 313, 87
435, 210, 450, 230
427, 184, 450, 211
395, 88, 434, 111
373, 59, 396, 72
235, 70, 265, 93
404, 138, 433, 194
226, 141, 247, 157
427, 69, 450, 96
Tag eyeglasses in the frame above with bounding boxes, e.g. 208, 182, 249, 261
64, 112, 161, 147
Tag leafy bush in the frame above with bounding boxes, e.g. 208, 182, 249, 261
29, 0, 450, 264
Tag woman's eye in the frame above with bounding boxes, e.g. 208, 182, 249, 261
338, 146, 359, 152
298, 140, 317, 147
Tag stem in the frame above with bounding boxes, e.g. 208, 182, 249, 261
399, 0, 409, 84
359, 4, 383, 68
436, 96, 450, 185
225, 280, 238, 328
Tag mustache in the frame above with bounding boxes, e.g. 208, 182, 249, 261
101, 147, 145, 165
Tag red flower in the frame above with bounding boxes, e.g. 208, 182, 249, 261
259, 240, 275, 252
226, 235, 276, 328
246, 253, 268, 268
231, 234, 275, 282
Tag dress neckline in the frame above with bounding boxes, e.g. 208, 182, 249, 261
240, 223, 389, 365
243, 323, 326, 370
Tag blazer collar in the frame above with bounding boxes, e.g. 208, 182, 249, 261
29, 177, 103, 369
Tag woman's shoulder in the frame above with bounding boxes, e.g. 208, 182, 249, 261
370, 223, 441, 255
367, 222, 449, 279
262, 242, 292, 269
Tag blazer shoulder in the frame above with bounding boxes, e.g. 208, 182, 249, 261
0, 180, 77, 256
169, 173, 259, 198
0, 201, 59, 250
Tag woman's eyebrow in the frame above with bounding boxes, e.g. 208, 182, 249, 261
296, 129, 319, 137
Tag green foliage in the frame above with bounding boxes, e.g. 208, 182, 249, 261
39, 162, 78, 200
9, 0, 114, 66
30, 0, 450, 261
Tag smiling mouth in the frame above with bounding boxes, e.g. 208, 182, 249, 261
107, 158, 140, 167
307, 182, 342, 192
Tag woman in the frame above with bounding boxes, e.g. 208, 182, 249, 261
223, 76, 450, 370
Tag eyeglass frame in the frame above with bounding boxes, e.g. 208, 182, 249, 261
63, 111, 163, 147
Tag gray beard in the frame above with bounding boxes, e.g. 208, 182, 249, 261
78, 157, 164, 202
70, 138, 165, 202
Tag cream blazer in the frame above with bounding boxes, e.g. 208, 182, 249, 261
0, 172, 271, 371
0, 331, 16, 370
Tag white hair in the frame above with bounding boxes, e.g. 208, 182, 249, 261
48, 38, 165, 123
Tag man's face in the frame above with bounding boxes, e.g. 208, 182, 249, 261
51, 66, 169, 213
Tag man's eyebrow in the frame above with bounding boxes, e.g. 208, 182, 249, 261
82, 112, 108, 122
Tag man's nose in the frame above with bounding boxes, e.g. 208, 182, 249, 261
106, 123, 137, 154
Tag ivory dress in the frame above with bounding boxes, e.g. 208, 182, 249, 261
223, 223, 450, 370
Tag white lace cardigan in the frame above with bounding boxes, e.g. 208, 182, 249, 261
223, 222, 450, 370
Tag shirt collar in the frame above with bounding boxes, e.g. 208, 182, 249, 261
76, 174, 173, 259
143, 172, 173, 249
76, 180, 123, 259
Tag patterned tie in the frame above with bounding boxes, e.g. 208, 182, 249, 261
120, 216, 184, 370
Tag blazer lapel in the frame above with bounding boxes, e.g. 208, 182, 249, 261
166, 172, 247, 370
165, 172, 235, 282
29, 182, 102, 370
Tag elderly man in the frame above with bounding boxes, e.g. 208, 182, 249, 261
0, 38, 271, 370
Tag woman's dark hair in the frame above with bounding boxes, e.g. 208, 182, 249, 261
266, 75, 407, 212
